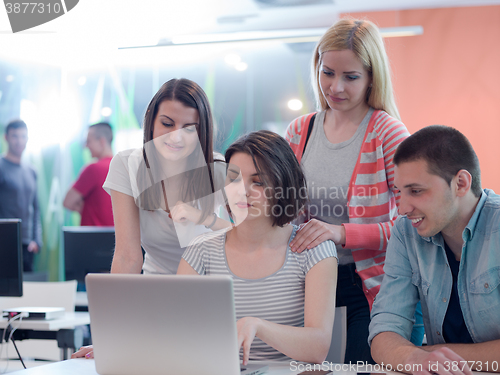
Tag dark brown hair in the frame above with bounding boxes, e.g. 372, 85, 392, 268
394, 125, 482, 197
225, 130, 307, 227
137, 78, 218, 223
5, 119, 27, 135
89, 122, 113, 145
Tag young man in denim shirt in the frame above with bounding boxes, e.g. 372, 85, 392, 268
369, 125, 500, 374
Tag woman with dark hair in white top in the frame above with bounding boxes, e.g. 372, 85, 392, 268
72, 78, 229, 359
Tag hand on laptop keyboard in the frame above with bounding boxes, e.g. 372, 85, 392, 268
237, 317, 260, 365
71, 345, 94, 359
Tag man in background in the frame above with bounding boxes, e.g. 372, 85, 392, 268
63, 122, 114, 226
0, 119, 42, 272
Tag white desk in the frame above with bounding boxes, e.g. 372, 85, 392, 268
5, 359, 497, 375
0, 312, 90, 331
6, 359, 98, 375
0, 359, 335, 374
0, 312, 90, 360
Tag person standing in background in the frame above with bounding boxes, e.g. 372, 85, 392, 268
63, 122, 114, 226
286, 19, 423, 364
0, 119, 42, 272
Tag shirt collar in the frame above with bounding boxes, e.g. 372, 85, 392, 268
463, 190, 487, 240
421, 190, 487, 245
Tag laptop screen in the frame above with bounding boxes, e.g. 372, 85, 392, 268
86, 274, 269, 375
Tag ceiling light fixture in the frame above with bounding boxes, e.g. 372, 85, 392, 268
235, 62, 248, 71
119, 26, 423, 49
288, 99, 303, 111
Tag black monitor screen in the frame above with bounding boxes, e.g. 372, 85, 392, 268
63, 226, 115, 291
0, 219, 23, 297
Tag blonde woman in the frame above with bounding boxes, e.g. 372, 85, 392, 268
286, 19, 423, 364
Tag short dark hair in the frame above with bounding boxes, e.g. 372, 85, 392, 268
394, 125, 482, 197
225, 130, 307, 227
5, 119, 27, 135
89, 122, 113, 144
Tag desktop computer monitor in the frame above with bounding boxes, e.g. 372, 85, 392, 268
0, 219, 23, 297
63, 226, 115, 291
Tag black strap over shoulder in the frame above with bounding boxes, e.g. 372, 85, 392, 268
302, 113, 316, 157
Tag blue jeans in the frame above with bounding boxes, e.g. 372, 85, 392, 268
336, 264, 424, 364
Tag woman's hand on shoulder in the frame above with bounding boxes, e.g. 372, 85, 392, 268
71, 345, 94, 359
290, 220, 345, 253
237, 317, 262, 366
169, 201, 202, 225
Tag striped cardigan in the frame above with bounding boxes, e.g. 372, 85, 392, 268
285, 109, 410, 309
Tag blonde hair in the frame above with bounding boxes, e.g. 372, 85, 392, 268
312, 19, 400, 120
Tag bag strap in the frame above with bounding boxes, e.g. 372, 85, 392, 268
302, 113, 316, 157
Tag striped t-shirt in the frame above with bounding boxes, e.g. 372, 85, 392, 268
182, 225, 337, 361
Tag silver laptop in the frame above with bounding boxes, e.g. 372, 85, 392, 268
86, 273, 268, 375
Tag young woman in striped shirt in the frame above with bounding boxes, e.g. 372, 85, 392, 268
178, 130, 338, 365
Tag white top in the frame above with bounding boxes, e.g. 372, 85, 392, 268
103, 148, 226, 274
182, 225, 337, 361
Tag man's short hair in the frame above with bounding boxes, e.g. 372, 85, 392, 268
5, 119, 27, 135
89, 122, 113, 144
394, 125, 482, 197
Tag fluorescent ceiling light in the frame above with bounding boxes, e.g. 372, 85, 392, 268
119, 26, 423, 49
170, 28, 329, 45
380, 26, 424, 37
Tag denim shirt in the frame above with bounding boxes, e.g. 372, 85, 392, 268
369, 189, 500, 346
